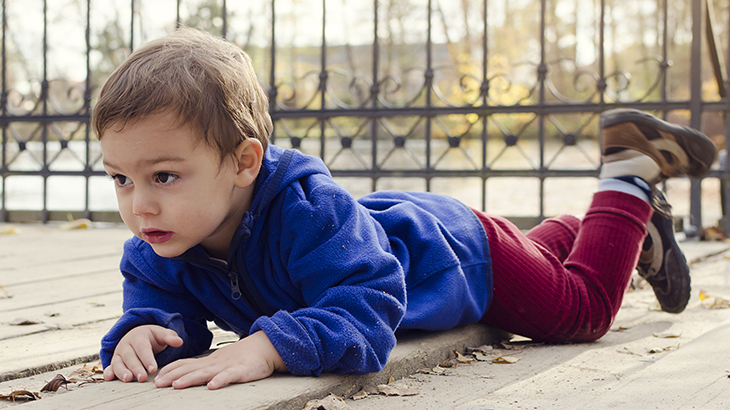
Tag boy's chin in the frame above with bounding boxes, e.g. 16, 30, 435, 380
145, 241, 189, 258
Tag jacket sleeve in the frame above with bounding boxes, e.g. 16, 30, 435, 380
100, 240, 214, 369
250, 178, 407, 376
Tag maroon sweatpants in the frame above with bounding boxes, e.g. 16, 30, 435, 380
475, 190, 652, 343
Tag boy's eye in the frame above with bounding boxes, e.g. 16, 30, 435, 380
156, 172, 179, 184
112, 174, 131, 187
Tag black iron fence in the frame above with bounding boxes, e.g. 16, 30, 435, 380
1, 0, 728, 236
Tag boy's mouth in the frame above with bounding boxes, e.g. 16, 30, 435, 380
141, 229, 173, 244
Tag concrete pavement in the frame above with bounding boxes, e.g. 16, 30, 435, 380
1, 224, 730, 409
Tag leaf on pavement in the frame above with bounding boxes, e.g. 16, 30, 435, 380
440, 356, 458, 368
0, 226, 19, 235
69, 362, 104, 377
699, 289, 730, 309
10, 318, 43, 326
58, 218, 93, 230
453, 350, 475, 364
653, 331, 681, 339
492, 356, 520, 364
417, 365, 451, 376
0, 286, 11, 299
41, 374, 70, 392
304, 394, 353, 410
472, 352, 491, 361
377, 382, 419, 397
468, 345, 494, 354
647, 345, 679, 354
0, 390, 40, 402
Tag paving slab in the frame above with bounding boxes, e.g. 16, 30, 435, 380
1, 224, 730, 409
1, 324, 504, 409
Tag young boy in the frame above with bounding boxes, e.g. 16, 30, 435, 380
95, 28, 717, 390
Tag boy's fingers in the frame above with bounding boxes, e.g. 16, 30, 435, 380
206, 369, 239, 390
170, 368, 218, 390
163, 333, 183, 348
149, 327, 183, 352
114, 348, 147, 382
103, 366, 117, 381
131, 342, 159, 375
110, 356, 134, 382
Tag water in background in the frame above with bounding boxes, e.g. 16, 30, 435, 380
1, 138, 723, 228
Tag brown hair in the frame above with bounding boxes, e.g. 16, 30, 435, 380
92, 27, 272, 160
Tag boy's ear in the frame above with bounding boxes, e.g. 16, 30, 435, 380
233, 139, 263, 188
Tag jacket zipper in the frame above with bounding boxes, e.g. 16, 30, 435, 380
176, 255, 263, 313
226, 270, 243, 300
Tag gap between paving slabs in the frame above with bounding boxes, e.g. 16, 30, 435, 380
0, 324, 508, 409
305, 337, 531, 410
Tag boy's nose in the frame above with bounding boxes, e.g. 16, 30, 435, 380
132, 188, 160, 216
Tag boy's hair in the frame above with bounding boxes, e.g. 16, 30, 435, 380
92, 27, 272, 160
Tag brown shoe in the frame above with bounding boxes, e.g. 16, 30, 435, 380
600, 109, 717, 180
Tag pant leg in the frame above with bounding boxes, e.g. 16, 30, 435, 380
525, 215, 580, 263
478, 191, 651, 343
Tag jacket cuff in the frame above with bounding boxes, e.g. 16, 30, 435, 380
251, 312, 322, 376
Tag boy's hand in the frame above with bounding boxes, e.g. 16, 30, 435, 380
154, 330, 286, 390
103, 325, 183, 383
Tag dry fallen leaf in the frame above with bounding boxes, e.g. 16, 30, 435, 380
610, 326, 631, 332
617, 347, 641, 356
492, 356, 520, 364
472, 352, 491, 361
440, 356, 458, 368
10, 318, 43, 326
377, 383, 419, 397
69, 362, 104, 378
304, 394, 353, 410
0, 286, 11, 299
653, 331, 681, 339
351, 390, 369, 400
58, 218, 93, 230
699, 289, 730, 309
468, 345, 494, 354
454, 350, 475, 364
647, 345, 679, 354
0, 390, 40, 402
0, 226, 19, 235
41, 374, 70, 392
417, 365, 450, 376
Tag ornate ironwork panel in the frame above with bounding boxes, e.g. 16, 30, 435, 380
1, 0, 727, 235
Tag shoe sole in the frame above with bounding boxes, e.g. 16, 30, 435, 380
650, 209, 691, 314
600, 108, 717, 178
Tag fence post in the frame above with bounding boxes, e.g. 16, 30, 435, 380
689, 0, 705, 238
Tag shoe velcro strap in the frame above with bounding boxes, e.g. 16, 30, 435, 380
639, 222, 664, 278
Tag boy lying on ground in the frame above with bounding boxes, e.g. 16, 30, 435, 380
95, 28, 717, 390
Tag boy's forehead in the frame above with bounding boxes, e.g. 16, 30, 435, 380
100, 113, 219, 167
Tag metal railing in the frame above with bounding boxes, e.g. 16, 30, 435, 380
1, 0, 727, 236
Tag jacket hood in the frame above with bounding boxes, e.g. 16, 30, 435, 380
222, 145, 331, 261
248, 145, 331, 218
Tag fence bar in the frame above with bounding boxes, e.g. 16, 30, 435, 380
689, 0, 705, 237
0, 0, 723, 232
370, 0, 379, 192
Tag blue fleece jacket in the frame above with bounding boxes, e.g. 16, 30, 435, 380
100, 145, 492, 376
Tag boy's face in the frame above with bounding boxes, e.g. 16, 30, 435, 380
100, 112, 253, 259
